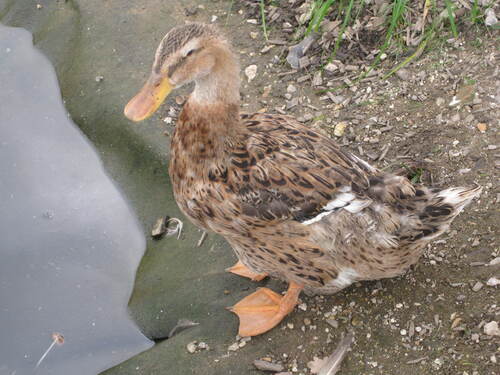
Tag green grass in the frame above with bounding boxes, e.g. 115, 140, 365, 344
327, 0, 356, 63
400, 164, 425, 184
307, 0, 337, 35
470, 0, 481, 25
259, 0, 269, 41
256, 0, 492, 90
444, 0, 458, 38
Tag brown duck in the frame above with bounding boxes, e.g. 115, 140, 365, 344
124, 23, 481, 337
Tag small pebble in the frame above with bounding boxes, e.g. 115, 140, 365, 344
483, 321, 500, 336
186, 341, 197, 353
326, 319, 339, 329
476, 123, 487, 132
486, 277, 500, 286
489, 257, 500, 266
485, 8, 498, 27
333, 122, 347, 137
253, 360, 284, 372
324, 63, 338, 72
197, 342, 209, 350
244, 65, 258, 83
471, 281, 483, 292
395, 69, 411, 81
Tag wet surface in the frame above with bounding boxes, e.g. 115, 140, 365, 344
0, 24, 152, 374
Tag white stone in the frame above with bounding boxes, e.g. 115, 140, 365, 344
483, 321, 500, 336
324, 63, 338, 72
186, 341, 197, 353
489, 257, 500, 266
486, 277, 500, 286
244, 65, 258, 83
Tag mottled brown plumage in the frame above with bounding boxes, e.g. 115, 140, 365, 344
125, 23, 482, 335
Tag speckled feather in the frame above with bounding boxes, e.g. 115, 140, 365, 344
169, 102, 481, 294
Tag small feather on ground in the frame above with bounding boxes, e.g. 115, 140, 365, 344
308, 331, 354, 375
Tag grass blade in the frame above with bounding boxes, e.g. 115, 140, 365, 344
328, 0, 355, 63
307, 0, 337, 35
260, 0, 268, 41
444, 0, 458, 38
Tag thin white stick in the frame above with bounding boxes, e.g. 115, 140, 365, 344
197, 231, 207, 247
35, 339, 57, 368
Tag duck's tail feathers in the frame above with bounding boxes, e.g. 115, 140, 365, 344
416, 184, 482, 239
398, 184, 482, 244
433, 184, 482, 216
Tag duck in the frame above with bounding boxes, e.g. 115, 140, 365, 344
124, 22, 481, 337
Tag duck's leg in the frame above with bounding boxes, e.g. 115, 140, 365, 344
229, 281, 303, 336
226, 260, 268, 281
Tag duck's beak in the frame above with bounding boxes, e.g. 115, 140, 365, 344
124, 75, 172, 122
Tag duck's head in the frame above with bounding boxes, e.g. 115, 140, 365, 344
124, 23, 239, 122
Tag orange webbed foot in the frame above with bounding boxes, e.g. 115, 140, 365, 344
229, 282, 303, 336
226, 260, 268, 281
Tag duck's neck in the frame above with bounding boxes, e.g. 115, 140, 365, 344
190, 48, 240, 106
175, 51, 244, 163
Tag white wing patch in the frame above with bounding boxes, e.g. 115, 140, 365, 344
302, 189, 372, 226
302, 210, 335, 225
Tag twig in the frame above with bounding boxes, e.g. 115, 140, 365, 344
197, 231, 207, 247
277, 70, 298, 77
377, 144, 390, 161
406, 356, 428, 364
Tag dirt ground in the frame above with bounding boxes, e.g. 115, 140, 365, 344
159, 4, 500, 374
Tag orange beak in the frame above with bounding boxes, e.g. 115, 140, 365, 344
124, 75, 172, 122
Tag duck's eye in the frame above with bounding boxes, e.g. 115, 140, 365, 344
184, 48, 198, 57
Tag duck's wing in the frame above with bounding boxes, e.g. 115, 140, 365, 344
229, 113, 378, 224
